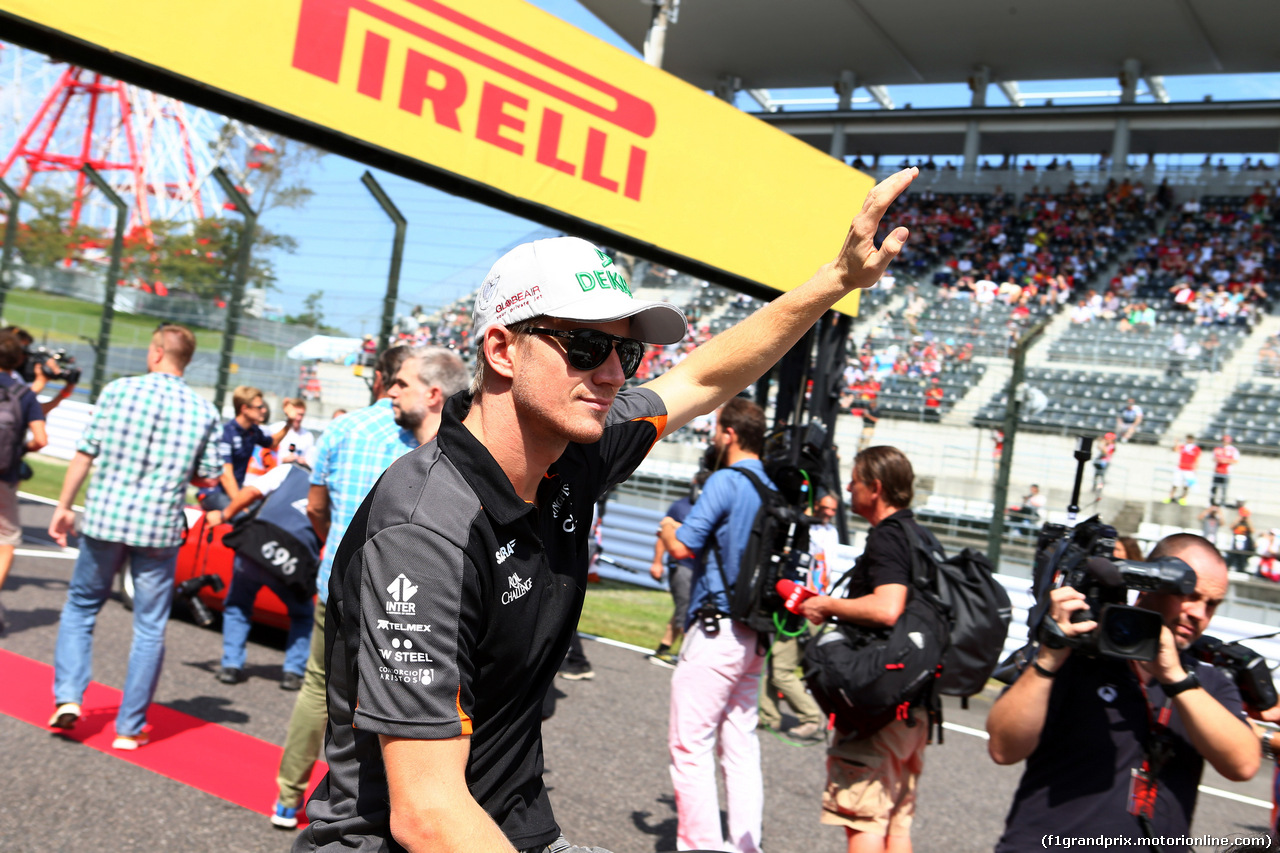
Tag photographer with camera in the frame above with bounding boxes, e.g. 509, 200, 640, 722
3, 326, 78, 415
987, 533, 1258, 850
0, 332, 47, 635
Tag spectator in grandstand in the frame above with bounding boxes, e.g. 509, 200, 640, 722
0, 333, 47, 635
1211, 435, 1240, 506
46, 324, 222, 749
857, 393, 880, 453
1115, 398, 1144, 443
1166, 435, 1201, 505
923, 376, 943, 422
200, 386, 287, 514
1257, 529, 1280, 582
1199, 505, 1224, 548
1007, 484, 1046, 537
988, 533, 1258, 850
1258, 338, 1280, 377
1092, 432, 1117, 496
646, 472, 707, 669
1228, 506, 1255, 574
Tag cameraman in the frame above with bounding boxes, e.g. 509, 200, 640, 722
3, 326, 76, 415
987, 534, 1258, 850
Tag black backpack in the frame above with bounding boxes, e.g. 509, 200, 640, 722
802, 517, 950, 739
0, 380, 28, 477
709, 466, 811, 637
221, 465, 322, 600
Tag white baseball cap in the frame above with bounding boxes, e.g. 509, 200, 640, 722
471, 237, 688, 345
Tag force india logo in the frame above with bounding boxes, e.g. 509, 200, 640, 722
292, 0, 655, 202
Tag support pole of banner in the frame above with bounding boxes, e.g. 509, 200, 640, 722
361, 170, 406, 405
0, 178, 18, 322
987, 317, 1051, 569
211, 167, 256, 413
80, 165, 127, 404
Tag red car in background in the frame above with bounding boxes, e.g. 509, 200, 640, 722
120, 508, 296, 631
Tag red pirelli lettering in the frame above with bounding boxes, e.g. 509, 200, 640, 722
476, 83, 527, 156
398, 48, 466, 130
536, 108, 576, 176
357, 30, 390, 99
292, 0, 655, 137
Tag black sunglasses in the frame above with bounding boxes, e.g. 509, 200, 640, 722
527, 327, 645, 379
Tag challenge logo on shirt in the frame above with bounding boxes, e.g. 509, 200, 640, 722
502, 572, 533, 605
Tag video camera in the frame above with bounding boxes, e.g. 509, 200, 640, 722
1028, 437, 1196, 663
1189, 634, 1278, 711
19, 345, 81, 386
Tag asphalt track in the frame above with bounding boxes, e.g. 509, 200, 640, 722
1, 497, 1275, 853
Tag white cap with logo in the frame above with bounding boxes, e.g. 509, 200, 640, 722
471, 237, 688, 346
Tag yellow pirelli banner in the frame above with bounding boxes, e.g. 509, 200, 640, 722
0, 0, 872, 312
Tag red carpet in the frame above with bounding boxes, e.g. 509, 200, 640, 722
0, 648, 328, 822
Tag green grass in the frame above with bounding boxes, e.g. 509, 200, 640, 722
3, 290, 282, 359
578, 579, 675, 649
22, 454, 90, 505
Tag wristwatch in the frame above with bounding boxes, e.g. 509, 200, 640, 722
1162, 669, 1201, 697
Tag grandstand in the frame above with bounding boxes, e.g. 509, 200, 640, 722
973, 367, 1194, 442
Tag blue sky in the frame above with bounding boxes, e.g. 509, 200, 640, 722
251, 2, 1280, 334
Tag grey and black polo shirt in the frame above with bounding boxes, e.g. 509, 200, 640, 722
298, 388, 667, 852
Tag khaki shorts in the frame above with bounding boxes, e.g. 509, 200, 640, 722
0, 480, 21, 546
820, 711, 928, 836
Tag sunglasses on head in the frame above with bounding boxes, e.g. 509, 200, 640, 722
527, 327, 645, 379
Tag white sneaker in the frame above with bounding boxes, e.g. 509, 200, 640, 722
48, 702, 81, 730
112, 731, 150, 750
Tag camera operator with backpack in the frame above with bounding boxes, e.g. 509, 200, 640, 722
0, 332, 46, 635
986, 533, 1258, 851
797, 446, 933, 853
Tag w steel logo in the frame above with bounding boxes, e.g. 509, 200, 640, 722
292, 0, 655, 201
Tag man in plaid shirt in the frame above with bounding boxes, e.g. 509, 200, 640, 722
46, 324, 222, 750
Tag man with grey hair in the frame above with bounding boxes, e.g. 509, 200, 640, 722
389, 345, 471, 446
299, 168, 920, 853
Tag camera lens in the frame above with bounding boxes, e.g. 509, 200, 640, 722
1106, 611, 1142, 650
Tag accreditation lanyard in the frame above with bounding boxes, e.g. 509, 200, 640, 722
1128, 662, 1176, 822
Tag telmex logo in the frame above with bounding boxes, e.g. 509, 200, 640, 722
292, 0, 655, 201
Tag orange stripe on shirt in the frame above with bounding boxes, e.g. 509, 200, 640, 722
635, 414, 669, 453
457, 687, 473, 736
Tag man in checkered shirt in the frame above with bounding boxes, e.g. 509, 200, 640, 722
46, 324, 222, 750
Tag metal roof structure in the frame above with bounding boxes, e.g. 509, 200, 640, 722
580, 0, 1279, 92
762, 100, 1280, 159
